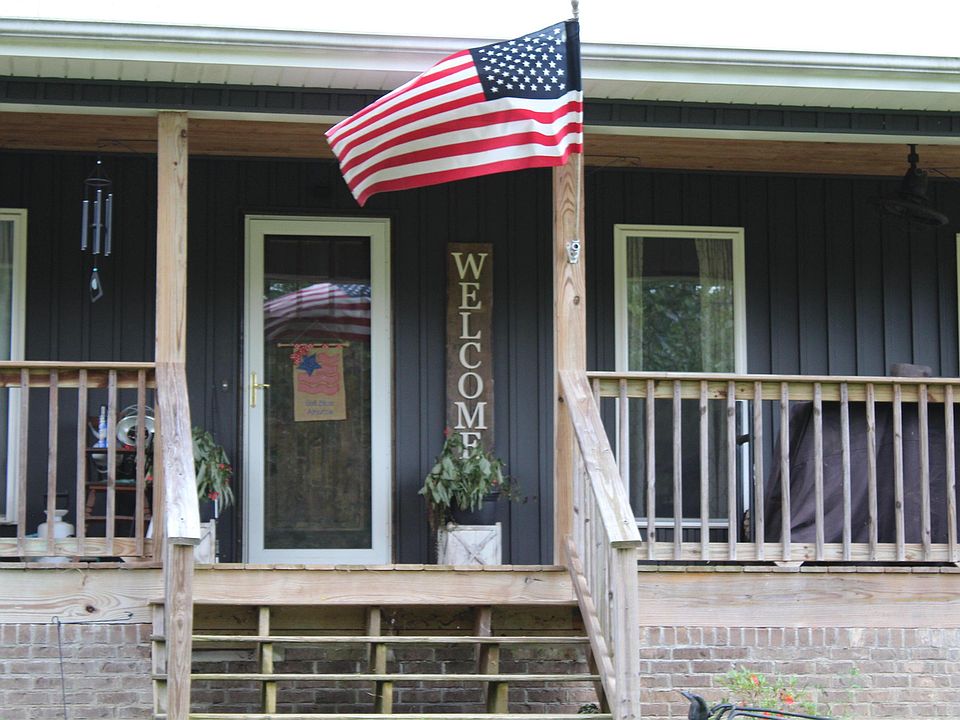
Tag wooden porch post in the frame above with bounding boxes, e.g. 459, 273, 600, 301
553, 157, 586, 564
156, 110, 198, 720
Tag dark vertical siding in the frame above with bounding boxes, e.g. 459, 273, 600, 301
6, 152, 960, 561
1, 151, 555, 563
588, 169, 960, 381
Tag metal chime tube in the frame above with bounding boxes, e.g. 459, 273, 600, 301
81, 199, 89, 250
93, 188, 102, 255
104, 193, 113, 256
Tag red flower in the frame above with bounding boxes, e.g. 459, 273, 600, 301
443, 427, 452, 437
208, 491, 220, 501
782, 694, 794, 705
750, 675, 760, 686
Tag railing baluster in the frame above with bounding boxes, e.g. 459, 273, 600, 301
672, 380, 682, 560
135, 370, 148, 557
779, 382, 791, 561
840, 383, 852, 561
893, 383, 905, 561
866, 383, 878, 560
76, 370, 88, 557
727, 381, 737, 560
813, 382, 824, 561
699, 380, 709, 560
16, 368, 29, 557
618, 378, 629, 490
581, 370, 960, 566
106, 370, 118, 556
645, 379, 656, 559
946, 385, 958, 563
753, 381, 764, 559
919, 384, 931, 561
45, 370, 59, 557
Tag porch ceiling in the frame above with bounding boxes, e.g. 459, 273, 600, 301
5, 110, 960, 177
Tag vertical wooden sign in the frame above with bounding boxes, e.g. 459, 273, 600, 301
446, 243, 494, 451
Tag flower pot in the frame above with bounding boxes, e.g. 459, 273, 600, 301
449, 491, 500, 525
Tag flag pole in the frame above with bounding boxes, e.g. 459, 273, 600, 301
553, 1, 586, 564
552, 144, 586, 564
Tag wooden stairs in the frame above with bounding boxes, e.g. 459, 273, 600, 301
152, 601, 610, 720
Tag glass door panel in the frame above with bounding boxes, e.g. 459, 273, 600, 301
245, 217, 390, 563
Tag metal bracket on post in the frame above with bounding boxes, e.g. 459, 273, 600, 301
566, 238, 582, 264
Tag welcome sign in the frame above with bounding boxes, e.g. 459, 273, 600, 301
446, 243, 494, 451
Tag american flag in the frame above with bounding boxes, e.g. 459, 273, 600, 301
264, 283, 371, 341
326, 20, 582, 206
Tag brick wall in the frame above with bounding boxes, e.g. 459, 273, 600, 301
5, 621, 959, 719
0, 622, 152, 720
640, 626, 960, 720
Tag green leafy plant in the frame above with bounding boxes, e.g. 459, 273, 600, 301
418, 429, 513, 528
146, 427, 234, 509
718, 667, 820, 715
192, 427, 234, 509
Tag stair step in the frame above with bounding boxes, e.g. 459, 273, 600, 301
189, 634, 590, 645
186, 673, 600, 683
167, 715, 613, 720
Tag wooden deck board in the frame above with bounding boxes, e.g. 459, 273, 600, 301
1, 564, 958, 626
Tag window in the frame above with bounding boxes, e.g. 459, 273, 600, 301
0, 210, 27, 524
613, 224, 746, 534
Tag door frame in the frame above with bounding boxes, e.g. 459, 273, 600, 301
0, 209, 26, 525
242, 214, 392, 564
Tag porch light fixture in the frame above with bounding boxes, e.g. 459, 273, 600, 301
80, 158, 114, 301
872, 144, 949, 228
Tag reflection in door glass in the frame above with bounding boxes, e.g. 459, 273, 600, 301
262, 234, 372, 550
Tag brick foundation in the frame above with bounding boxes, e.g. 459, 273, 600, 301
639, 627, 960, 720
0, 621, 152, 719
4, 622, 959, 718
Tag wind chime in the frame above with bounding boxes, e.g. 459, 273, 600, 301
80, 158, 113, 302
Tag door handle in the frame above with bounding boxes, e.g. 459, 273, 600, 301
250, 371, 271, 408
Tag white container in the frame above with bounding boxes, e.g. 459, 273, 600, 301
36, 509, 75, 563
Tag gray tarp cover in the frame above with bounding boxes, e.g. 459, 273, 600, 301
765, 401, 959, 544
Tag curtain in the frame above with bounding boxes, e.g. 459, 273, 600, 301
694, 237, 734, 373
626, 237, 644, 370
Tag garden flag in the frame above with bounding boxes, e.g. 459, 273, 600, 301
326, 20, 582, 206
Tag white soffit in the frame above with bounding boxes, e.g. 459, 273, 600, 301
1, 20, 960, 111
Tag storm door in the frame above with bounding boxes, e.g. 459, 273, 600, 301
244, 216, 391, 563
614, 225, 746, 543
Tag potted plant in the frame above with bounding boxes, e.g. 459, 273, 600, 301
146, 426, 234, 510
192, 427, 234, 511
419, 429, 513, 529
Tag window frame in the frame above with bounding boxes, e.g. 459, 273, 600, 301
613, 224, 747, 374
0, 209, 27, 525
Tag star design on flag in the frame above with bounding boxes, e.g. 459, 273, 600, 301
297, 353, 322, 376
471, 24, 573, 101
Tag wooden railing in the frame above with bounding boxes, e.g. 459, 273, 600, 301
588, 370, 960, 564
0, 361, 157, 560
560, 370, 642, 720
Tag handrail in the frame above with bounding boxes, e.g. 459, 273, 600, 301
587, 370, 960, 564
560, 369, 641, 720
562, 370, 643, 548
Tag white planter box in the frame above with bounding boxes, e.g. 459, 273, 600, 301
437, 522, 501, 565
